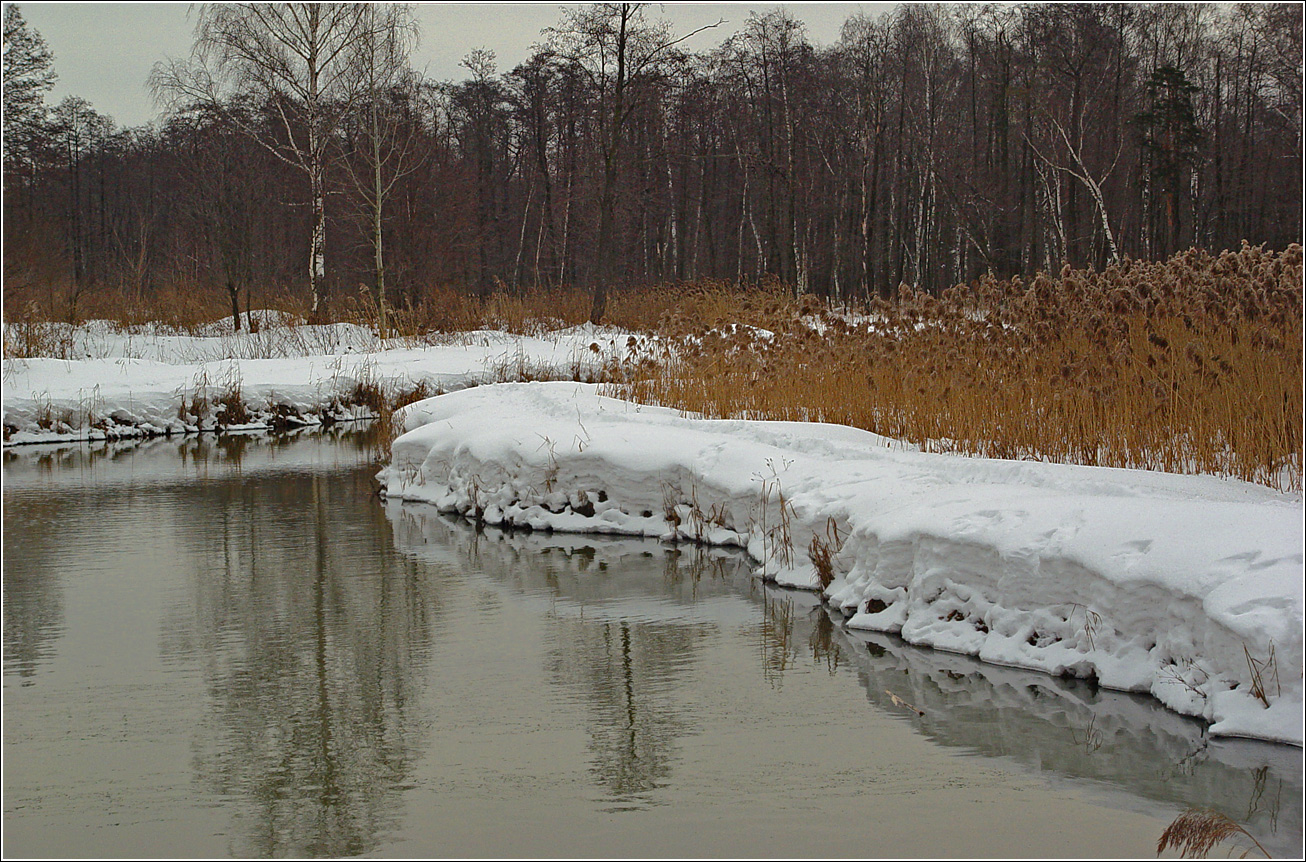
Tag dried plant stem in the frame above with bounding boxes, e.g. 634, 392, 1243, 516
1156, 807, 1270, 858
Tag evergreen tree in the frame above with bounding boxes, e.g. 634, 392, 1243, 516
1136, 65, 1204, 251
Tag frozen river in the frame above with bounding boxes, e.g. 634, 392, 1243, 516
3, 431, 1300, 857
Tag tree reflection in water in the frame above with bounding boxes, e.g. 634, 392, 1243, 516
391, 505, 1302, 858
547, 617, 708, 809
12, 434, 1295, 856
2, 491, 68, 682
3, 432, 438, 857
167, 443, 439, 857
414, 517, 741, 812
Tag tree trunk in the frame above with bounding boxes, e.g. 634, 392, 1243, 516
228, 279, 242, 332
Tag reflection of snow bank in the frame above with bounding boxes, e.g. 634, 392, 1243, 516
380, 381, 1304, 746
0, 427, 374, 491
2, 326, 632, 445
382, 504, 1302, 858
386, 503, 762, 627
835, 626, 1302, 858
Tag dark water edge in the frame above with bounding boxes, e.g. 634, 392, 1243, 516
3, 430, 1301, 859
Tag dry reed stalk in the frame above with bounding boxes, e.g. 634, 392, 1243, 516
1156, 807, 1270, 858
617, 245, 1302, 493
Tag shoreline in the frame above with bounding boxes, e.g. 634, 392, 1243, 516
380, 381, 1304, 747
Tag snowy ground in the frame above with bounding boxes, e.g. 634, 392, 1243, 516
380, 381, 1304, 746
2, 321, 635, 444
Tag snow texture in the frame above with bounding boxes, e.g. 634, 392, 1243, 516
2, 323, 633, 444
380, 381, 1304, 746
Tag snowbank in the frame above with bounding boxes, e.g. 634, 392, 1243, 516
380, 381, 1304, 746
2, 326, 634, 444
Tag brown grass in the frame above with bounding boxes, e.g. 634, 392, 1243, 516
364, 380, 440, 462
214, 383, 251, 426
1, 275, 791, 346
613, 245, 1303, 492
1157, 807, 1270, 858
808, 517, 846, 590
1244, 643, 1280, 708
4, 247, 1299, 493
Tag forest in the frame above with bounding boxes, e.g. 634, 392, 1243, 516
2, 2, 1302, 325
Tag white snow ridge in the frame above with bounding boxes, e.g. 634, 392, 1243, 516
380, 381, 1304, 747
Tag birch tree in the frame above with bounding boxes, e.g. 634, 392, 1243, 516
339, 3, 420, 338
153, 3, 379, 314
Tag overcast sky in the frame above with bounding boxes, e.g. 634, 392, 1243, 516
19, 2, 894, 128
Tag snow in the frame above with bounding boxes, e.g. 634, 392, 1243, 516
2, 322, 635, 443
380, 381, 1304, 747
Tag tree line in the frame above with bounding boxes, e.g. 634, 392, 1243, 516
3, 2, 1301, 325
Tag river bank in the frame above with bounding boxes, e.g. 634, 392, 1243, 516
2, 321, 633, 445
380, 381, 1304, 746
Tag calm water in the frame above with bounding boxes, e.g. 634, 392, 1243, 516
3, 432, 1301, 858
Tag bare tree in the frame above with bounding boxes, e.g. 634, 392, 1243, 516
152, 3, 380, 314
546, 2, 720, 322
48, 96, 114, 311
164, 99, 272, 331
338, 3, 420, 338
448, 48, 511, 302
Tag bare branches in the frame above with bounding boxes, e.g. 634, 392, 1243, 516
1025, 115, 1123, 265
16, 2, 1306, 314
151, 3, 401, 312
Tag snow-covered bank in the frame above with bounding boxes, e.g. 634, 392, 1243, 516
380, 381, 1304, 746
2, 325, 633, 445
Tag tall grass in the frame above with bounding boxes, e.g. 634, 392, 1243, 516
1156, 807, 1270, 858
2, 276, 775, 346
615, 245, 1303, 492
5, 247, 1300, 491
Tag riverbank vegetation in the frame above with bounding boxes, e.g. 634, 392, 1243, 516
616, 243, 1304, 493
3, 4, 1302, 491
6, 244, 1301, 493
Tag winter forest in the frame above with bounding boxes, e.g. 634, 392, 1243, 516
2, 3, 1301, 322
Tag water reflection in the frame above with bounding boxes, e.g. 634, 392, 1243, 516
4, 429, 438, 858
386, 504, 1303, 858
2, 494, 67, 680
386, 509, 755, 811
550, 617, 700, 807
831, 620, 1303, 857
756, 593, 800, 688
5, 434, 1302, 859
179, 471, 437, 857
808, 608, 847, 675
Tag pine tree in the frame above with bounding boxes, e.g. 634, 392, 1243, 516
1135, 65, 1204, 252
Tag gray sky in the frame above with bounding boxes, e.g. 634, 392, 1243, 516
18, 2, 893, 128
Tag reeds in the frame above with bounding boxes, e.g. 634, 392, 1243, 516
616, 245, 1303, 493
1157, 807, 1270, 858
1, 276, 791, 351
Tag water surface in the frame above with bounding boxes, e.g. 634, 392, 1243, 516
3, 433, 1301, 858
